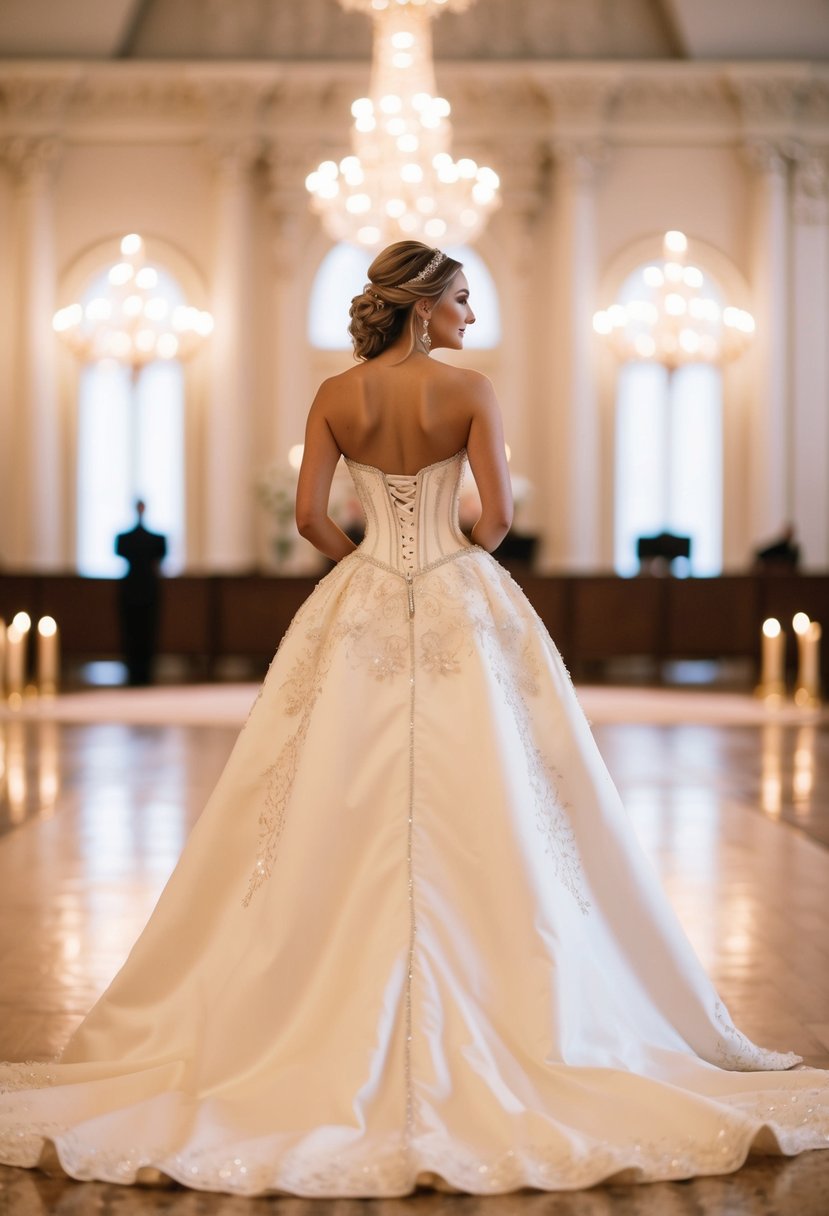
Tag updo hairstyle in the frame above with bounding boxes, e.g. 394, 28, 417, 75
348, 241, 463, 361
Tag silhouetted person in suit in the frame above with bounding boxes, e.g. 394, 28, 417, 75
115, 500, 167, 686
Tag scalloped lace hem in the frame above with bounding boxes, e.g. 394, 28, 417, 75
3, 1102, 829, 1198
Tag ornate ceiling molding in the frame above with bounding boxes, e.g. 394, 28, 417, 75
0, 60, 826, 149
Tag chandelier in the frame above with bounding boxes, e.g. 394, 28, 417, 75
592, 231, 755, 370
306, 0, 500, 248
53, 234, 213, 367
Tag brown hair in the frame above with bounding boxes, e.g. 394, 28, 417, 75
348, 241, 463, 361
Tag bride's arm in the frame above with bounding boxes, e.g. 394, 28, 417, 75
465, 375, 513, 552
295, 386, 358, 562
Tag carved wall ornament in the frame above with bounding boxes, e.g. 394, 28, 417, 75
729, 72, 808, 128
799, 78, 829, 123
551, 139, 608, 188
193, 77, 278, 125
0, 74, 77, 123
615, 75, 733, 123
72, 74, 204, 122
791, 146, 829, 225
541, 75, 620, 129
203, 135, 263, 182
742, 137, 789, 180
1, 135, 62, 188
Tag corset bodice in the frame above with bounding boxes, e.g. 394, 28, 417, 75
345, 448, 473, 576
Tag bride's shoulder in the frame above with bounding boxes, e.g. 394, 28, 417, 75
435, 363, 495, 401
313, 364, 364, 400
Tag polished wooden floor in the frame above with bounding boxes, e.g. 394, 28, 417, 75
1, 691, 828, 1214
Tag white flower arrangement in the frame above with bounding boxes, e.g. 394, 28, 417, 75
255, 464, 299, 566
255, 457, 367, 569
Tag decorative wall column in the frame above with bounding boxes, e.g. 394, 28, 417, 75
542, 139, 605, 570
204, 139, 259, 570
266, 141, 319, 464
6, 136, 64, 570
485, 138, 547, 501
790, 145, 829, 568
742, 137, 791, 547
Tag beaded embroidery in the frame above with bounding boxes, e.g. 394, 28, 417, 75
713, 1000, 801, 1071
1, 1087, 828, 1193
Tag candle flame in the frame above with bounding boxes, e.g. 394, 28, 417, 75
792, 612, 811, 636
762, 618, 781, 639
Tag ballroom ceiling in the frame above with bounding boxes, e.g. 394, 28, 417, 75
0, 0, 827, 61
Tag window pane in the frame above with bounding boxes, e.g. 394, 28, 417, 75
75, 263, 187, 576
669, 364, 722, 576
614, 362, 668, 577
77, 363, 132, 577
613, 361, 723, 577
135, 362, 185, 574
613, 254, 725, 579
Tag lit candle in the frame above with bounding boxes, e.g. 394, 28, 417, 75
6, 623, 26, 699
758, 617, 785, 699
794, 615, 821, 707
37, 616, 59, 695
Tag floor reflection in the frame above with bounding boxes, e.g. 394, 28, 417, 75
594, 719, 829, 849
0, 708, 828, 1211
2, 1151, 829, 1215
0, 719, 61, 833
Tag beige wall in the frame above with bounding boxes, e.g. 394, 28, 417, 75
1, 60, 827, 572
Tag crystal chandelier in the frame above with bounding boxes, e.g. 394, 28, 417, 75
593, 231, 755, 370
306, 0, 500, 248
53, 234, 213, 367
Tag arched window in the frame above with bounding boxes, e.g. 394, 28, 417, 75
308, 242, 500, 349
76, 266, 186, 577
613, 263, 724, 578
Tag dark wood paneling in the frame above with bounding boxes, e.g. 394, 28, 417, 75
666, 577, 758, 657
0, 576, 37, 625
571, 576, 663, 659
216, 577, 317, 657
38, 576, 121, 652
506, 571, 569, 644
158, 578, 213, 654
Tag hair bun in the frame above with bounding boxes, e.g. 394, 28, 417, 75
347, 241, 463, 361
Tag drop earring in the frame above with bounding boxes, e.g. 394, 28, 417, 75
421, 314, 431, 352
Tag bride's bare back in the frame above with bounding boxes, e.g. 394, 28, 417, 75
296, 245, 512, 560
323, 357, 479, 475
296, 354, 513, 562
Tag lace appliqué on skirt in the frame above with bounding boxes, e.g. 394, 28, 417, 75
713, 1001, 801, 1071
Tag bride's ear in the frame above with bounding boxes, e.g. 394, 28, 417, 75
414, 298, 431, 320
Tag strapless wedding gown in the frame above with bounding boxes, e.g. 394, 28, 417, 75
1, 449, 827, 1196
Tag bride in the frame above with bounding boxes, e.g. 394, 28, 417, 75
0, 241, 827, 1197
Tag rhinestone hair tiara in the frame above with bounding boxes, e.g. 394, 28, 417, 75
400, 250, 446, 288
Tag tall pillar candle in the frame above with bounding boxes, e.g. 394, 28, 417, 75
6, 624, 26, 699
758, 617, 785, 698
36, 615, 59, 695
794, 617, 822, 705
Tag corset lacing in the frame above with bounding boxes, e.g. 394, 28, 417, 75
385, 475, 418, 575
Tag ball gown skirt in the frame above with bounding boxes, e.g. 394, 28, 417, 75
0, 450, 827, 1196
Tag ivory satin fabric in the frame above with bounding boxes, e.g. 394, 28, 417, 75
1, 449, 827, 1196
